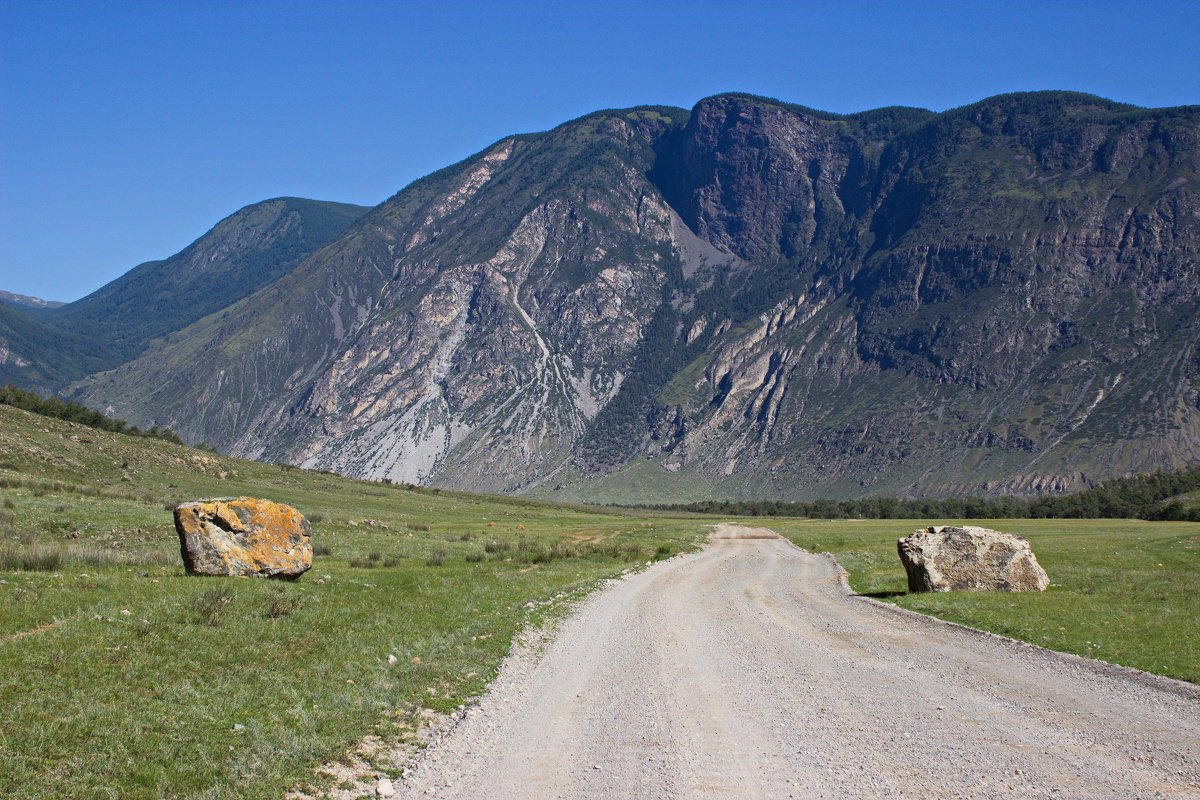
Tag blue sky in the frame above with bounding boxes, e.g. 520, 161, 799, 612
2, 0, 1198, 302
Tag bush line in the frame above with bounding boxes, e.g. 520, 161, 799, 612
640, 464, 1200, 521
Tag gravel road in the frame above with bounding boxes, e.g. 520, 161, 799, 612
397, 524, 1200, 799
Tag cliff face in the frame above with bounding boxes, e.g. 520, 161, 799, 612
640, 93, 1200, 500
71, 92, 1200, 500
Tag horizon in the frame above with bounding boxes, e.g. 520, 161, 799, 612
2, 0, 1198, 302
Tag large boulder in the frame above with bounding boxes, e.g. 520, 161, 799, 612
897, 525, 1049, 593
174, 497, 312, 579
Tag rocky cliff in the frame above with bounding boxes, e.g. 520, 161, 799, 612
69, 91, 1200, 500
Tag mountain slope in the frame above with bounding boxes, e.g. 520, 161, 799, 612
76, 107, 690, 489
1, 197, 370, 393
0, 301, 116, 391
72, 92, 1200, 500
620, 92, 1200, 500
0, 291, 64, 309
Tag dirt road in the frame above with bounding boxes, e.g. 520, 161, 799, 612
397, 524, 1199, 799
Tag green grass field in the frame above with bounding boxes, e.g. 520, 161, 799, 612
1, 403, 1197, 798
770, 517, 1199, 683
0, 405, 708, 799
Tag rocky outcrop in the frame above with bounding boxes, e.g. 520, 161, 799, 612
0, 291, 64, 309
640, 93, 1200, 501
174, 497, 312, 579
897, 526, 1049, 592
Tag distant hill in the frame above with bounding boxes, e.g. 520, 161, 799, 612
11, 90, 1199, 501
0, 291, 64, 309
0, 301, 119, 391
0, 197, 370, 393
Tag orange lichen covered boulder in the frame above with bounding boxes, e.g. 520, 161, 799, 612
174, 497, 312, 579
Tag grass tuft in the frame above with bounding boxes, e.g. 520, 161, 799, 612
194, 584, 234, 627
265, 585, 303, 618
0, 540, 63, 571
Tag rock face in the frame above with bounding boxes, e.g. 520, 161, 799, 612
174, 497, 312, 579
897, 525, 1049, 592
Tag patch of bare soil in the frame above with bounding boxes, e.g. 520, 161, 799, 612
0, 620, 62, 643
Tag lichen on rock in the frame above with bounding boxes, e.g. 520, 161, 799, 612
174, 496, 312, 579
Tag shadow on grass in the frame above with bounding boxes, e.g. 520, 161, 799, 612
857, 590, 907, 599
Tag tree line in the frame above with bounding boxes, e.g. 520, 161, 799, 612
641, 465, 1200, 522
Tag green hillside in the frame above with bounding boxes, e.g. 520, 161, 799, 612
0, 302, 116, 391
1, 197, 370, 393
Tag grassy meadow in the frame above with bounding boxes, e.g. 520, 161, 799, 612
0, 404, 707, 799
771, 518, 1199, 683
1, 402, 1197, 798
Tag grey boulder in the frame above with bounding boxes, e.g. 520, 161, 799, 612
897, 525, 1049, 592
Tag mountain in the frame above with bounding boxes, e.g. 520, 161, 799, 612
0, 301, 117, 391
0, 197, 370, 393
68, 91, 1200, 501
0, 291, 64, 309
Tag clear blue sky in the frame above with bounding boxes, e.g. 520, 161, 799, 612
2, 0, 1198, 302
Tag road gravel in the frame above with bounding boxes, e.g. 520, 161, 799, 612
397, 524, 1200, 799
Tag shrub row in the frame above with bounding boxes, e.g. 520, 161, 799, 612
0, 383, 185, 445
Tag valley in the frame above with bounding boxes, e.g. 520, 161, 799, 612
0, 402, 1196, 798
4, 10, 1198, 800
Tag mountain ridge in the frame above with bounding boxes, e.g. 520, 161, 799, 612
0, 291, 65, 309
14, 89, 1200, 501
